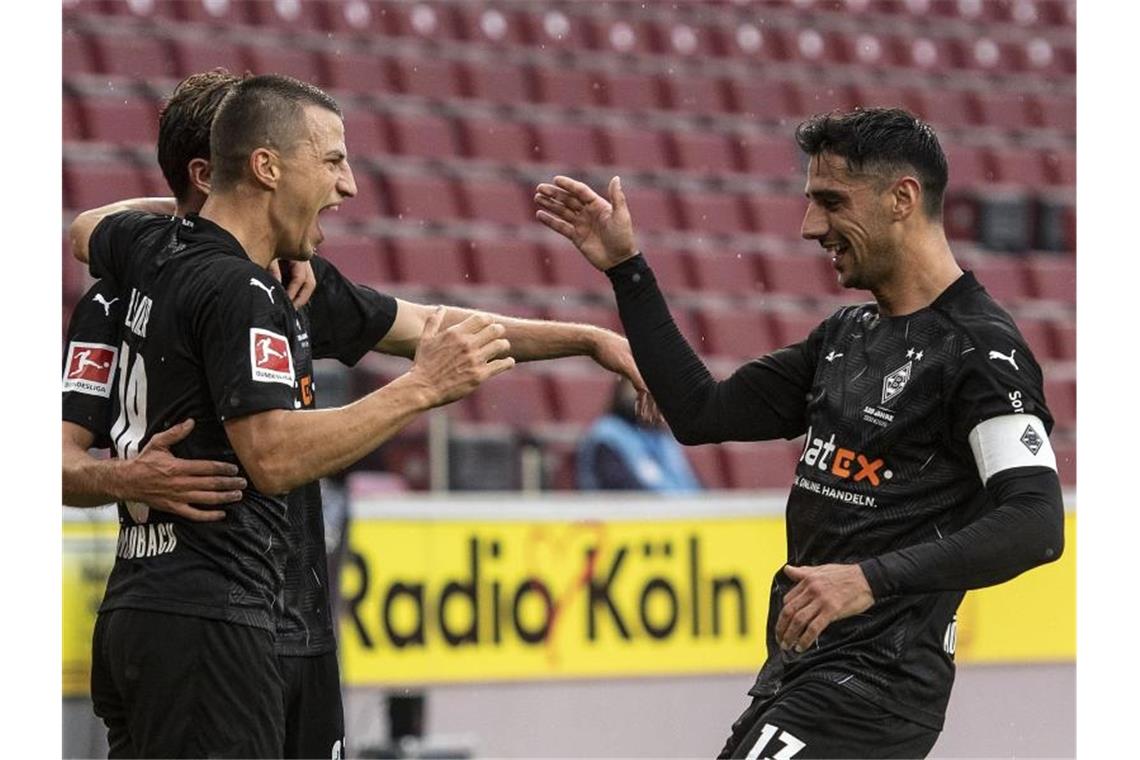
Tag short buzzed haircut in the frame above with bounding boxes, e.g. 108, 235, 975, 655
795, 107, 949, 220
157, 68, 241, 203
209, 74, 343, 191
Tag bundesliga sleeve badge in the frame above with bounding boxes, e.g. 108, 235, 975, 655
249, 328, 295, 386
63, 341, 118, 397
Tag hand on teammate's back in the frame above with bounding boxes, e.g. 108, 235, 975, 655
409, 307, 515, 407
127, 419, 247, 522
535, 175, 639, 271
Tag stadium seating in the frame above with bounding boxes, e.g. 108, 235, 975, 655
61, 0, 1076, 490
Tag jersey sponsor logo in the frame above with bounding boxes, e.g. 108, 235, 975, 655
249, 277, 276, 304
250, 328, 295, 386
115, 522, 178, 559
1009, 389, 1026, 413
1020, 424, 1044, 455
988, 348, 1019, 370
793, 475, 878, 507
881, 360, 912, 404
62, 341, 118, 397
799, 425, 892, 487
92, 293, 119, 317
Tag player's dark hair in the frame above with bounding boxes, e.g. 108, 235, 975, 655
209, 74, 343, 191
795, 107, 949, 220
157, 69, 241, 203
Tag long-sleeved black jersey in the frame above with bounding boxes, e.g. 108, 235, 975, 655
607, 253, 1063, 730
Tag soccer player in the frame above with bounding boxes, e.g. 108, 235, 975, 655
535, 108, 1065, 759
67, 72, 648, 758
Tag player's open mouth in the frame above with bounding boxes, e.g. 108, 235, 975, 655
824, 241, 850, 266
315, 204, 339, 241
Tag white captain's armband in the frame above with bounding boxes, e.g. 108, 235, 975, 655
967, 414, 1057, 484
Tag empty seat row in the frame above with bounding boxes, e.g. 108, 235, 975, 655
71, 1, 1075, 75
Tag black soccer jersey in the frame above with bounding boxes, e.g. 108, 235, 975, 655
63, 280, 127, 448
89, 210, 305, 631
274, 256, 397, 656
608, 256, 1056, 731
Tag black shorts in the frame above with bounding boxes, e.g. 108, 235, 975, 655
279, 650, 346, 759
718, 679, 940, 760
91, 608, 285, 759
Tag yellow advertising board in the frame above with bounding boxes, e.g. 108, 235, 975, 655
62, 498, 1076, 696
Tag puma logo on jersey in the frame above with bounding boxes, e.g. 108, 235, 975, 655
825, 350, 844, 363
92, 293, 119, 316
988, 349, 1019, 370
249, 278, 276, 304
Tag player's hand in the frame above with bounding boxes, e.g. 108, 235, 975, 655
269, 259, 318, 308
589, 329, 662, 426
125, 419, 247, 522
535, 175, 638, 271
776, 564, 875, 653
410, 307, 515, 407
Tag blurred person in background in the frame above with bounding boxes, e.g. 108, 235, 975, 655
576, 377, 701, 492
536, 107, 1064, 759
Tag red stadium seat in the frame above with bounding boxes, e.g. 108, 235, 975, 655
387, 111, 460, 158
1042, 149, 1076, 186
81, 94, 160, 147
451, 4, 530, 46
541, 248, 611, 295
968, 255, 1031, 306
459, 177, 532, 227
526, 8, 598, 51
688, 251, 764, 296
323, 50, 396, 95
170, 38, 247, 79
684, 446, 727, 489
908, 88, 978, 131
722, 441, 800, 490
380, 173, 461, 223
677, 191, 753, 234
770, 310, 831, 348
341, 105, 391, 158
63, 238, 90, 302
63, 161, 146, 211
243, 45, 325, 86
942, 144, 992, 189
727, 79, 800, 120
1052, 436, 1075, 486
1012, 317, 1054, 363
63, 32, 93, 76
986, 147, 1049, 188
470, 372, 556, 426
750, 195, 807, 240
318, 234, 389, 286
335, 168, 384, 222
621, 186, 681, 233
850, 83, 912, 111
461, 60, 534, 104
722, 20, 788, 62
374, 0, 462, 40
736, 132, 802, 181
593, 17, 660, 55
549, 373, 615, 425
90, 32, 177, 78
389, 237, 474, 287
973, 91, 1031, 131
459, 117, 537, 163
465, 238, 547, 289
662, 21, 726, 59
176, 0, 252, 25
759, 251, 837, 299
596, 70, 666, 112
1025, 256, 1075, 304
244, 0, 331, 32
533, 67, 601, 109
138, 165, 169, 197
670, 130, 739, 174
642, 247, 693, 294
1027, 93, 1075, 131
1051, 321, 1075, 361
390, 56, 463, 99
533, 122, 604, 168
795, 84, 857, 120
663, 73, 731, 114
63, 95, 86, 142
323, 0, 387, 36
695, 306, 774, 358
600, 125, 671, 172
1043, 378, 1076, 433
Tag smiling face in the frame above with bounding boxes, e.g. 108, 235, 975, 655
271, 104, 356, 260
801, 152, 901, 292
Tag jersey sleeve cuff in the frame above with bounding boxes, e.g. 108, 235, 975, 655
859, 557, 894, 600
604, 252, 653, 294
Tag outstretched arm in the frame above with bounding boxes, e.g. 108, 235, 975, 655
535, 175, 812, 444
226, 309, 514, 494
62, 419, 247, 522
68, 198, 176, 264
